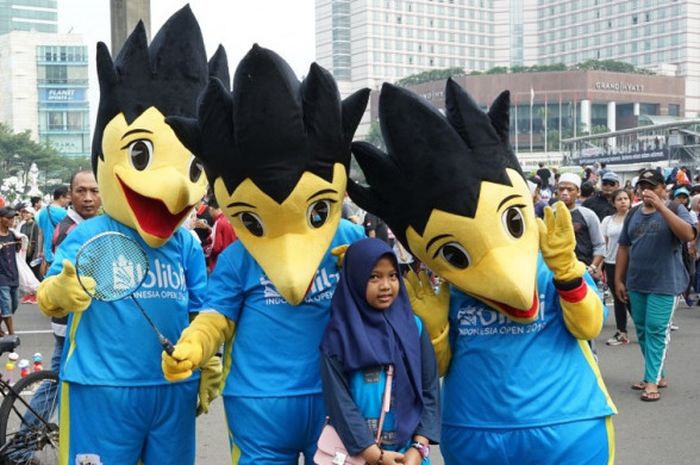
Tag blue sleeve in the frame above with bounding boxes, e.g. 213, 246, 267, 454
415, 324, 441, 444
677, 203, 696, 228
320, 354, 376, 456
182, 232, 208, 313
206, 246, 245, 321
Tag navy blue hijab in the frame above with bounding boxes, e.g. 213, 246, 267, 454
321, 238, 423, 445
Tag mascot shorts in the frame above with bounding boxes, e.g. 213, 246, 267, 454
441, 416, 614, 465
223, 393, 325, 465
60, 380, 198, 465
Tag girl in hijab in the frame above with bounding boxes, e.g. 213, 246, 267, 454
320, 238, 439, 465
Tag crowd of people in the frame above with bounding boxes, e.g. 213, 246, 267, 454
0, 6, 695, 465
528, 161, 699, 402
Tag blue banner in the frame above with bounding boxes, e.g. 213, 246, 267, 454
575, 148, 668, 165
39, 88, 86, 102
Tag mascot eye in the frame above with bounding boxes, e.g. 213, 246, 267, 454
307, 200, 331, 229
439, 242, 470, 269
189, 156, 204, 183
239, 212, 264, 237
502, 206, 525, 239
127, 139, 153, 171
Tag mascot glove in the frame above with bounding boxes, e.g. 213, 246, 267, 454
331, 244, 350, 268
196, 355, 224, 416
37, 260, 94, 318
538, 202, 586, 283
162, 312, 233, 382
404, 270, 450, 340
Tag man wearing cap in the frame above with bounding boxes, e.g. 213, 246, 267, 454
0, 207, 21, 335
557, 173, 606, 278
583, 171, 620, 221
615, 168, 696, 402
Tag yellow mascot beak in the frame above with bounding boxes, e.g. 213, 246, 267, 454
214, 163, 347, 305
406, 169, 541, 323
97, 107, 208, 248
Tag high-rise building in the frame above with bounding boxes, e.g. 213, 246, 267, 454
0, 0, 57, 35
315, 1, 511, 99
0, 31, 90, 157
316, 0, 700, 131
110, 0, 150, 55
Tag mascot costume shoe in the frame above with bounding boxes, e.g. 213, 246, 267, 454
36, 6, 225, 465
349, 80, 617, 465
161, 45, 369, 465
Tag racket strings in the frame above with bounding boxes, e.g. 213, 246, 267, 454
75, 233, 149, 302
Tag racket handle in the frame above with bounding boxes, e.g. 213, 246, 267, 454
161, 337, 175, 356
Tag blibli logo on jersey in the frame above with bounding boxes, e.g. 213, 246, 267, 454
456, 294, 546, 337
262, 267, 339, 305
111, 257, 189, 301
112, 255, 139, 291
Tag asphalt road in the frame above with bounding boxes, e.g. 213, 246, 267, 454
9, 299, 700, 465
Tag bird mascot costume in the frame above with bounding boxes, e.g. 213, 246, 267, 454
161, 45, 369, 464
348, 80, 617, 465
36, 6, 225, 465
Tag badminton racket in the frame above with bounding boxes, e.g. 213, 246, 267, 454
74, 231, 175, 355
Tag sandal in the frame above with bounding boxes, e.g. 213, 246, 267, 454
640, 390, 661, 402
632, 380, 668, 390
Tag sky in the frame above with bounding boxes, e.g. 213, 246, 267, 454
57, 0, 316, 121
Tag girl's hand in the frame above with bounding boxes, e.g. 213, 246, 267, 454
401, 447, 423, 465
381, 450, 404, 465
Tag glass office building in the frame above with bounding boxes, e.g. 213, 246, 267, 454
316, 0, 700, 132
0, 32, 89, 158
0, 0, 57, 34
36, 44, 90, 157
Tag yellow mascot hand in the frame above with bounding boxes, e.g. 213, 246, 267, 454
331, 244, 350, 268
196, 355, 223, 416
162, 340, 202, 382
537, 202, 586, 283
37, 260, 94, 318
404, 270, 452, 376
403, 270, 449, 340
162, 312, 234, 382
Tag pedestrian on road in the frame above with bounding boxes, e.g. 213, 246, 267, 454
615, 169, 696, 401
0, 207, 21, 335
602, 189, 632, 346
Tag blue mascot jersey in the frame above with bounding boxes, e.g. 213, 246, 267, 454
443, 255, 616, 428
48, 215, 208, 386
207, 219, 365, 397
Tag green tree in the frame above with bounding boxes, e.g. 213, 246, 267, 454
0, 123, 89, 196
485, 66, 509, 75
574, 59, 654, 75
396, 67, 466, 86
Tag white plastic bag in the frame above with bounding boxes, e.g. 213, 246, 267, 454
11, 230, 39, 294
16, 254, 39, 293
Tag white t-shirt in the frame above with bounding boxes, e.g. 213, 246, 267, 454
601, 214, 625, 264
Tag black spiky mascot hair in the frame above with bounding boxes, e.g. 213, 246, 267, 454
349, 79, 523, 246
92, 4, 229, 173
166, 44, 370, 203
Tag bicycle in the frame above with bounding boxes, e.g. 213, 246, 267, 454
0, 336, 59, 465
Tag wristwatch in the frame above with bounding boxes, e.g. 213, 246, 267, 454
411, 442, 430, 459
